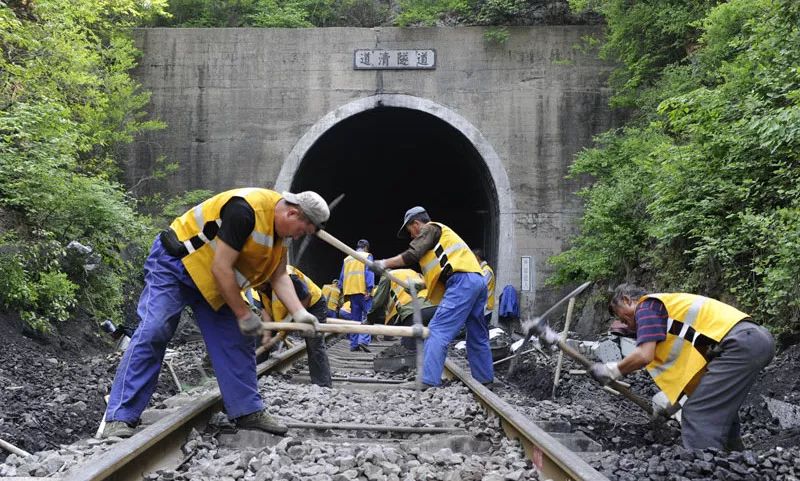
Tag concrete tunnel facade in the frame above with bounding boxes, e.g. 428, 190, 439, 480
126, 26, 621, 321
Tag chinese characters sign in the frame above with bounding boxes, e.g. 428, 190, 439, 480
354, 49, 436, 70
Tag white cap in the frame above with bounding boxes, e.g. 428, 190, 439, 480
282, 191, 330, 229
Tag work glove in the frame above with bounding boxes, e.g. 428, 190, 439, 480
539, 324, 560, 346
369, 259, 387, 275
291, 308, 319, 333
589, 361, 622, 386
237, 312, 263, 337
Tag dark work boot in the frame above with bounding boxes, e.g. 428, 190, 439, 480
235, 410, 288, 435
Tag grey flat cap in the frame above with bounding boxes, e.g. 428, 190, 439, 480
282, 191, 330, 229
397, 206, 427, 238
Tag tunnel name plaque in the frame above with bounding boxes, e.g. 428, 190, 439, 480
354, 49, 436, 70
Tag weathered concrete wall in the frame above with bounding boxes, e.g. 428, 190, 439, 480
127, 26, 618, 315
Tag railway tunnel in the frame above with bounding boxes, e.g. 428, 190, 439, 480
288, 106, 499, 284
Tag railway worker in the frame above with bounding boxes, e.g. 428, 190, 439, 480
593, 283, 775, 450
338, 300, 353, 320
339, 239, 374, 352
372, 207, 493, 389
321, 279, 342, 318
102, 189, 328, 438
366, 268, 437, 350
472, 248, 496, 325
252, 265, 332, 387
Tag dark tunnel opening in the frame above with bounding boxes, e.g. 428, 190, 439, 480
289, 106, 498, 286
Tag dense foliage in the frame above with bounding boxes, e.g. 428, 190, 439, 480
148, 0, 587, 28
552, 0, 800, 333
0, 0, 168, 332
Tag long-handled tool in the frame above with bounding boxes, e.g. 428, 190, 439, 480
507, 281, 592, 376
526, 317, 654, 415
292, 193, 345, 265
315, 229, 426, 385
259, 320, 429, 338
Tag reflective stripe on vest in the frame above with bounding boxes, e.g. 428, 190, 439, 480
643, 293, 748, 404
342, 253, 369, 295
169, 188, 284, 310
385, 269, 426, 324
418, 223, 481, 303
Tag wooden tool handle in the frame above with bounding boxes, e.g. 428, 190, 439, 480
316, 229, 412, 290
260, 321, 429, 338
556, 339, 654, 415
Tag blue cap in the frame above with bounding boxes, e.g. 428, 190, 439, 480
397, 206, 427, 238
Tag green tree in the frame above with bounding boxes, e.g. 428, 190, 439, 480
1, 0, 168, 331
554, 0, 800, 332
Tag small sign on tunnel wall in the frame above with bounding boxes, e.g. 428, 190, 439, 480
354, 49, 436, 70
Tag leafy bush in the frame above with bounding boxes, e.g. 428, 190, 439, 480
554, 0, 800, 332
0, 1, 166, 332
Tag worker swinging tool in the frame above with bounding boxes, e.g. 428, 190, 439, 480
313, 229, 427, 389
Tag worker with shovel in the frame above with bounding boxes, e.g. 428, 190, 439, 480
594, 283, 775, 450
373, 207, 493, 389
367, 268, 437, 351
251, 265, 332, 387
102, 189, 328, 438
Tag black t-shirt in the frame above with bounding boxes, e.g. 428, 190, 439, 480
217, 197, 255, 251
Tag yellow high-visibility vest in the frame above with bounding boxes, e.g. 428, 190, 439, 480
385, 269, 427, 324
321, 284, 341, 312
480, 261, 495, 311
170, 188, 284, 310
266, 265, 322, 321
340, 301, 351, 316
643, 293, 749, 404
342, 251, 370, 295
419, 223, 481, 303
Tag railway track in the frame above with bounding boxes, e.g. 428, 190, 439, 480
30, 336, 610, 481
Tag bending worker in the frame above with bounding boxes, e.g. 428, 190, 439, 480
102, 188, 328, 438
373, 207, 493, 389
593, 283, 775, 450
367, 268, 437, 350
472, 249, 495, 325
339, 239, 374, 352
253, 265, 332, 387
321, 279, 342, 318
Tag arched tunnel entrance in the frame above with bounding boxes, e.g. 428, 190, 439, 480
287, 106, 499, 285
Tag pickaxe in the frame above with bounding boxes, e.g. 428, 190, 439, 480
507, 281, 592, 376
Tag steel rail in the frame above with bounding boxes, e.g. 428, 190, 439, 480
62, 340, 609, 481
445, 359, 610, 481
61, 342, 311, 481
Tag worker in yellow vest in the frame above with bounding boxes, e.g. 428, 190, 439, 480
595, 283, 774, 450
251, 265, 332, 387
338, 300, 352, 320
367, 268, 437, 350
321, 279, 342, 318
472, 248, 495, 325
373, 207, 493, 389
102, 189, 329, 439
339, 239, 374, 352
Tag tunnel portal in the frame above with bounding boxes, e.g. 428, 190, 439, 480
289, 106, 498, 285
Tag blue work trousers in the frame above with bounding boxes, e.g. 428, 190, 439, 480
423, 272, 493, 386
105, 237, 262, 424
348, 293, 372, 348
